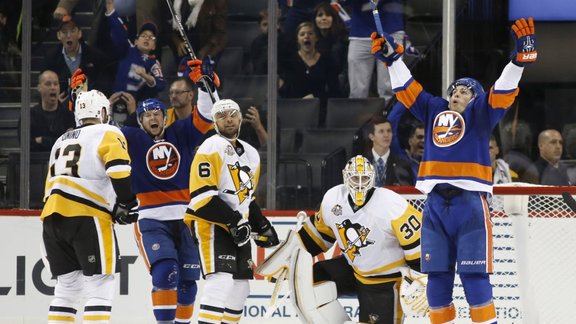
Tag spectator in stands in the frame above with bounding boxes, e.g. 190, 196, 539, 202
314, 2, 348, 69
345, 0, 406, 100
108, 90, 137, 127
531, 129, 571, 185
168, 0, 227, 62
388, 101, 423, 181
105, 0, 166, 102
279, 22, 343, 104
44, 16, 113, 97
490, 135, 517, 184
165, 77, 196, 125
282, 0, 327, 42
20, 70, 76, 152
363, 115, 414, 186
250, 8, 286, 75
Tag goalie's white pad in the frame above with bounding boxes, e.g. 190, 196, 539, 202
255, 229, 304, 279
400, 269, 429, 317
289, 248, 352, 324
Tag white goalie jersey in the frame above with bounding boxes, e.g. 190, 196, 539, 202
186, 135, 261, 225
300, 185, 422, 282
41, 124, 132, 222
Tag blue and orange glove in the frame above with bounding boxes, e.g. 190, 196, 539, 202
187, 56, 220, 92
511, 17, 537, 67
371, 31, 404, 66
69, 68, 87, 111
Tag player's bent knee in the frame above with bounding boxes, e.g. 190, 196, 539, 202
226, 280, 250, 310
426, 272, 455, 308
177, 279, 198, 305
201, 272, 235, 305
460, 273, 493, 306
53, 270, 84, 305
84, 274, 116, 301
152, 259, 179, 290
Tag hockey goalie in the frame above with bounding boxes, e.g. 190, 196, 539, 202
256, 155, 429, 323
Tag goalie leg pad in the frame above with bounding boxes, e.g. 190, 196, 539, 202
289, 248, 351, 324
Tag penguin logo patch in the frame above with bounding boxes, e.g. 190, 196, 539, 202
432, 111, 465, 147
146, 142, 181, 180
336, 219, 374, 261
223, 161, 254, 204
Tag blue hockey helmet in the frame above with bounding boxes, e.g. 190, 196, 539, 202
137, 98, 166, 119
447, 77, 484, 99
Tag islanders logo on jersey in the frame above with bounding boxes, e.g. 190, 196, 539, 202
336, 219, 374, 261
432, 110, 466, 147
146, 142, 181, 180
223, 161, 254, 204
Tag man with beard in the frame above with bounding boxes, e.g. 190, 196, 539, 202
20, 70, 75, 152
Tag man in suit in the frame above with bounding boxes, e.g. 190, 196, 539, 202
364, 115, 414, 186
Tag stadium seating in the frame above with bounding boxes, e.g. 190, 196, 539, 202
325, 98, 386, 128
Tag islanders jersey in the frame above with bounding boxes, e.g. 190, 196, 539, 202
41, 124, 131, 221
391, 61, 522, 194
121, 108, 212, 221
185, 135, 261, 227
299, 186, 422, 284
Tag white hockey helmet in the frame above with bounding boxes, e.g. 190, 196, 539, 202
211, 99, 242, 139
75, 90, 109, 123
342, 155, 375, 206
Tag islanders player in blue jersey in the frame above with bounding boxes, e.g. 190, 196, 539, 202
71, 59, 218, 323
371, 18, 537, 323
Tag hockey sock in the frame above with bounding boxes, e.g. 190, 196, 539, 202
151, 259, 179, 322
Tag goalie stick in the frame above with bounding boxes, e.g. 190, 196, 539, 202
164, 0, 216, 103
561, 192, 576, 213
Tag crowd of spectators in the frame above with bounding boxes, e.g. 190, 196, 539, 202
9, 0, 575, 209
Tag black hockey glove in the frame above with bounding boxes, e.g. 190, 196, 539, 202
112, 198, 139, 225
227, 211, 251, 247
252, 218, 280, 248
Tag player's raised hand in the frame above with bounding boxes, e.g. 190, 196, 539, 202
69, 68, 87, 111
511, 17, 537, 66
371, 31, 404, 66
187, 56, 220, 91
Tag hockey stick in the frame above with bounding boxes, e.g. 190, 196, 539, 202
369, 0, 385, 37
561, 192, 576, 213
164, 0, 216, 103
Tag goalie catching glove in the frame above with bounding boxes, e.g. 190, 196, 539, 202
227, 211, 251, 247
511, 17, 537, 66
370, 31, 404, 66
112, 198, 139, 225
188, 56, 220, 92
399, 268, 429, 317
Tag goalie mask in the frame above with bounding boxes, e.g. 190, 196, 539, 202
211, 99, 242, 140
343, 155, 375, 206
447, 77, 484, 99
75, 90, 109, 123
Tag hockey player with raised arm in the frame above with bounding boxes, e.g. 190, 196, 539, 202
71, 58, 218, 323
258, 155, 425, 324
371, 17, 538, 323
42, 90, 138, 324
184, 99, 280, 324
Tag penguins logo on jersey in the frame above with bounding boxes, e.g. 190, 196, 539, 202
336, 219, 374, 261
432, 110, 465, 147
223, 161, 254, 204
146, 142, 181, 180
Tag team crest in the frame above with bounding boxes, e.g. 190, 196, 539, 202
223, 161, 254, 204
146, 142, 181, 180
225, 145, 235, 156
331, 204, 343, 216
336, 219, 374, 261
432, 111, 465, 147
